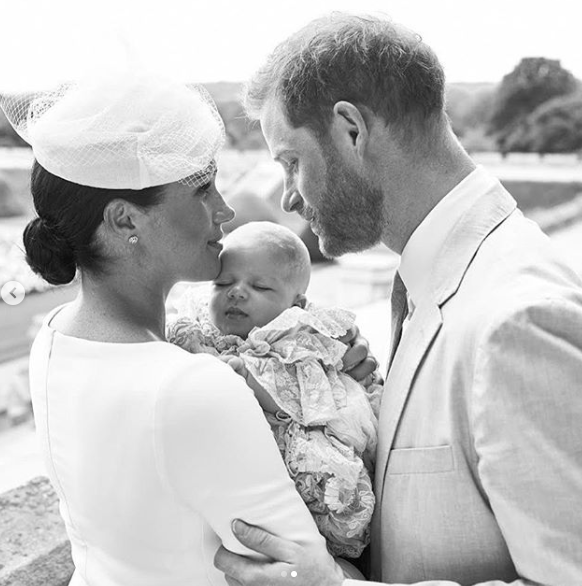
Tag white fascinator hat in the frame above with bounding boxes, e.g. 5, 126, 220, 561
0, 71, 225, 189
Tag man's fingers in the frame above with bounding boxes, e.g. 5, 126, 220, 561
231, 520, 298, 562
345, 356, 378, 382
343, 342, 368, 371
214, 546, 256, 584
338, 324, 359, 345
215, 544, 292, 586
360, 373, 374, 389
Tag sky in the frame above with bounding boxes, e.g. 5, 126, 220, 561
0, 0, 581, 90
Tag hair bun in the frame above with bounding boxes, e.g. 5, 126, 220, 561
23, 217, 77, 285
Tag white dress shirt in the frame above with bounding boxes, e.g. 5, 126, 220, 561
399, 166, 499, 319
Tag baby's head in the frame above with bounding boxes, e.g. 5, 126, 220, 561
209, 221, 311, 338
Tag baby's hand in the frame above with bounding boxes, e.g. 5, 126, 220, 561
219, 356, 280, 414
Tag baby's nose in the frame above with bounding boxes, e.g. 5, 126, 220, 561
227, 285, 245, 300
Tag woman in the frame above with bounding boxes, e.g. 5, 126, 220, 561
1, 72, 368, 584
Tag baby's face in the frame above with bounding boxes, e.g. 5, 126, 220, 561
209, 244, 302, 338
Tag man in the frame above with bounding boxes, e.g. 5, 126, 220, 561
214, 13, 582, 586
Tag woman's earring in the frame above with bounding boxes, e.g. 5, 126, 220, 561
128, 235, 139, 244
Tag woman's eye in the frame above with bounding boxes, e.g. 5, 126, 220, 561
213, 282, 229, 287
197, 181, 212, 194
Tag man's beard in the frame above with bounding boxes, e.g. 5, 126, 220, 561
305, 149, 385, 258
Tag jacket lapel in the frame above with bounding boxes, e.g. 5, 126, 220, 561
375, 303, 442, 493
375, 182, 517, 496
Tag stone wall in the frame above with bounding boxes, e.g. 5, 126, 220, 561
0, 477, 73, 586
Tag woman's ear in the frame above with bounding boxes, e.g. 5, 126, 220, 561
102, 199, 140, 241
329, 101, 370, 160
293, 293, 307, 309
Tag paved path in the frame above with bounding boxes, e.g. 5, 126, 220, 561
0, 419, 40, 493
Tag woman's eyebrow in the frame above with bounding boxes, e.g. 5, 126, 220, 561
273, 149, 295, 163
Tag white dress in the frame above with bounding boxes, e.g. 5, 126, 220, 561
29, 306, 326, 586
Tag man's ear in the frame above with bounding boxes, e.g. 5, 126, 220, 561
102, 199, 141, 241
329, 101, 370, 159
293, 293, 307, 309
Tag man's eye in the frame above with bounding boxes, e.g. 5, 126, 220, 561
213, 282, 229, 287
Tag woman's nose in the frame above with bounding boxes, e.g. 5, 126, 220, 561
213, 192, 235, 224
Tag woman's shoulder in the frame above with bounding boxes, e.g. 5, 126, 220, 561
158, 344, 253, 403
154, 346, 260, 435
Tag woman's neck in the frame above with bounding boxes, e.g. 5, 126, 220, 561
54, 272, 170, 343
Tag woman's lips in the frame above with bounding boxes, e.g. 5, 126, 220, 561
208, 240, 223, 251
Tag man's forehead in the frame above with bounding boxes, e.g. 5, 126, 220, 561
260, 98, 316, 160
260, 98, 290, 151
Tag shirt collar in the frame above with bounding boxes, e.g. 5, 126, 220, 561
399, 165, 498, 308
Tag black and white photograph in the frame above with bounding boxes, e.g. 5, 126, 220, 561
1, 0, 582, 584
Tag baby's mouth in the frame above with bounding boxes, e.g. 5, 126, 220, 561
225, 307, 248, 318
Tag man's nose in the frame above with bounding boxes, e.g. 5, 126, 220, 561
281, 185, 304, 214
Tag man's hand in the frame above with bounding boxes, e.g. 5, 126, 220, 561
340, 325, 379, 382
214, 520, 345, 586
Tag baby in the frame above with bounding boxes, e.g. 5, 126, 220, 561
168, 221, 382, 558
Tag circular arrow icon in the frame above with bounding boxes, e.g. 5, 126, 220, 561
1, 281, 26, 306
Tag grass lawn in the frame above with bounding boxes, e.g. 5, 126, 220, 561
500, 180, 582, 212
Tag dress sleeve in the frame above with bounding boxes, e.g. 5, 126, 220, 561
153, 353, 327, 560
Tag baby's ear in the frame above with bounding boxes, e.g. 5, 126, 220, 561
293, 293, 307, 309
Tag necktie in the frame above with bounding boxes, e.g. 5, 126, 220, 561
387, 271, 408, 373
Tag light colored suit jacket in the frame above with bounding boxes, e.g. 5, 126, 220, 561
346, 181, 582, 585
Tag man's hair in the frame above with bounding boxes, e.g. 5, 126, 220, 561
244, 13, 446, 139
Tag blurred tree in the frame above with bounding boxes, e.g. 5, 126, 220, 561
488, 57, 578, 152
216, 101, 266, 150
504, 92, 582, 154
446, 84, 496, 138
459, 127, 497, 153
445, 85, 473, 136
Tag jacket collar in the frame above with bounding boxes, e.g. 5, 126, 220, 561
429, 180, 517, 308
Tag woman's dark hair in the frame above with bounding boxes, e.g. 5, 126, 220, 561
23, 160, 165, 286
